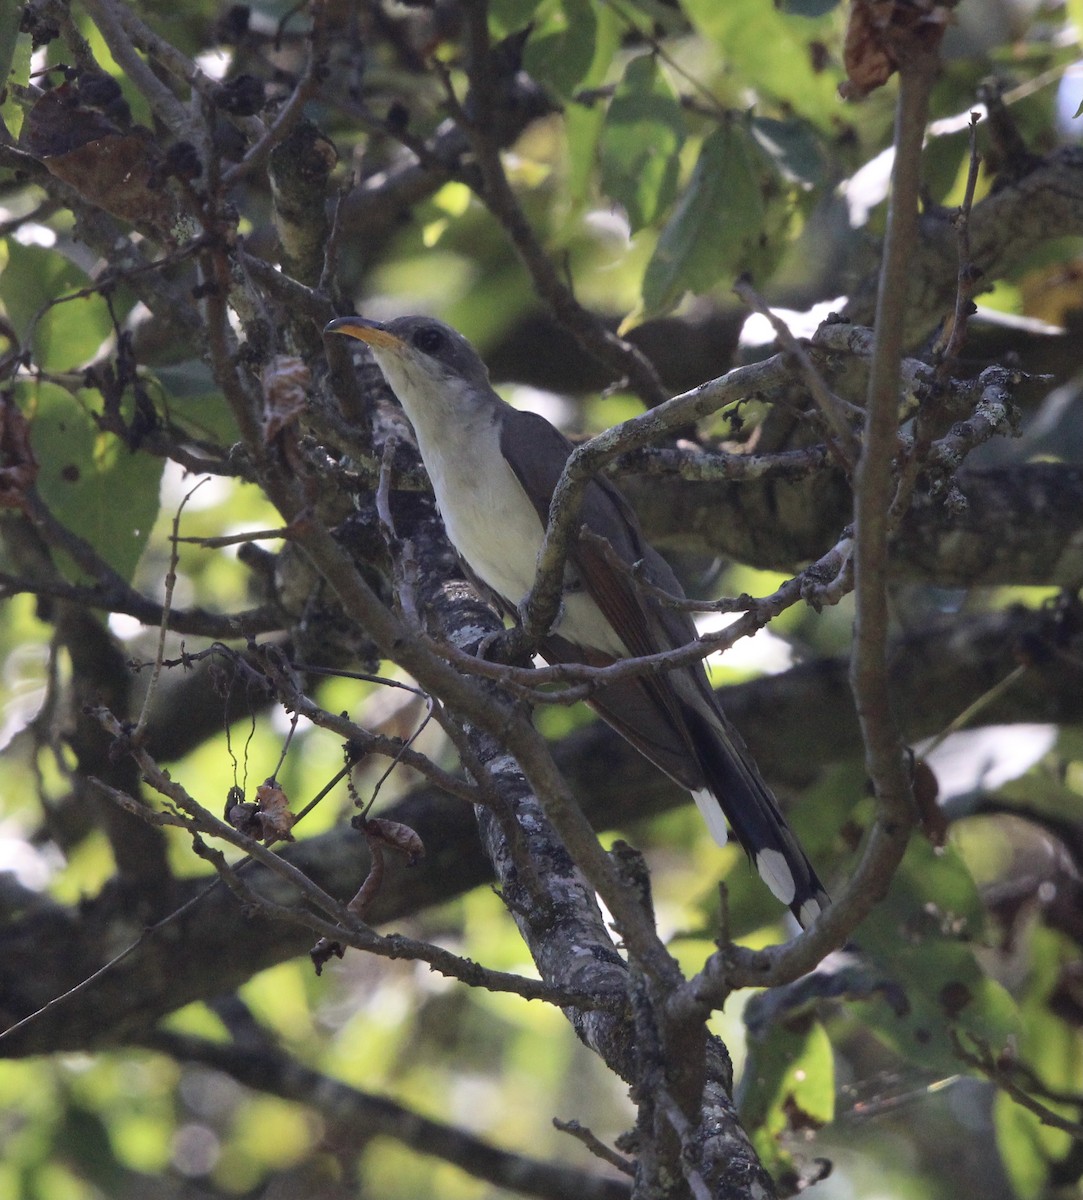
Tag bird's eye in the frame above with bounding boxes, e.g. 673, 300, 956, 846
413, 326, 446, 355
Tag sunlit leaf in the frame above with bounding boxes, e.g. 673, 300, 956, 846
2, 242, 117, 372
994, 1092, 1071, 1200
523, 0, 597, 100
1010, 924, 1083, 1140
599, 55, 685, 232
641, 120, 784, 315
17, 381, 164, 584
681, 0, 843, 123
0, 13, 28, 138
739, 1017, 835, 1174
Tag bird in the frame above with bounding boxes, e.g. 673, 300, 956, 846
325, 314, 828, 926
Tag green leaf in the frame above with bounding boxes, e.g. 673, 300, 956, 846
681, 0, 842, 125
981, 923, 1078, 1196
150, 361, 240, 445
750, 116, 825, 188
600, 55, 685, 232
739, 1017, 835, 1173
1, 242, 118, 372
0, 13, 28, 138
523, 0, 597, 101
56, 1103, 126, 1195
994, 1092, 1070, 1200
641, 121, 782, 315
488, 0, 544, 38
17, 381, 164, 584
851, 837, 1019, 1074
564, 0, 621, 208
0, 4, 21, 86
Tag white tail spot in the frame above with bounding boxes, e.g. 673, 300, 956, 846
692, 788, 729, 847
798, 895, 825, 928
755, 848, 796, 906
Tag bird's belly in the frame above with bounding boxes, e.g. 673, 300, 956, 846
432, 458, 627, 657
438, 473, 542, 601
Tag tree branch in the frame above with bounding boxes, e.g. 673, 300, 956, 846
145, 1030, 633, 1200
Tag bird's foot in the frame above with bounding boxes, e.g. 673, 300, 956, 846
476, 625, 534, 667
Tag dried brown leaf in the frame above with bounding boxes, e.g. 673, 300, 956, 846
252, 778, 297, 842
840, 0, 951, 100
347, 843, 385, 916
365, 817, 425, 866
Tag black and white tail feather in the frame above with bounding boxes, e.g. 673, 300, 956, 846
685, 708, 829, 928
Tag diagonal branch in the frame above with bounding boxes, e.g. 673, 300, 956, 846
145, 1030, 634, 1200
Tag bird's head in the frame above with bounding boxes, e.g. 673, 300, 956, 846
325, 315, 494, 424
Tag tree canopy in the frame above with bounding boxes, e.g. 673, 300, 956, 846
3, 0, 1083, 1198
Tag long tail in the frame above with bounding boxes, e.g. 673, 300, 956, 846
685, 706, 828, 928
569, 652, 829, 927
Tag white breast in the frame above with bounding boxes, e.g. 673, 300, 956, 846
426, 419, 546, 604
383, 356, 627, 656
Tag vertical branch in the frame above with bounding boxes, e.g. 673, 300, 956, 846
850, 55, 940, 886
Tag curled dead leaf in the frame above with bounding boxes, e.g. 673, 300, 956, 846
252, 777, 297, 842
364, 817, 425, 866
310, 938, 345, 975
840, 0, 951, 100
912, 757, 947, 846
347, 846, 386, 917
224, 796, 263, 840
22, 76, 177, 232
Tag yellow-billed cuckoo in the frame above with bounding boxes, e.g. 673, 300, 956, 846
326, 314, 828, 926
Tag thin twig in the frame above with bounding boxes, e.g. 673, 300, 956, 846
935, 111, 984, 370
222, 0, 332, 187
953, 1033, 1083, 1139
431, 534, 853, 707
553, 1120, 636, 1176
134, 479, 207, 739
847, 52, 938, 905
733, 277, 861, 466
79, 0, 198, 141
0, 569, 280, 638
671, 47, 943, 1005
919, 663, 1028, 760
174, 526, 292, 548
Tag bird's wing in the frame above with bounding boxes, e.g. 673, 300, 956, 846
496, 408, 573, 527
498, 408, 701, 665
500, 406, 713, 776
